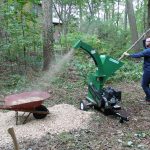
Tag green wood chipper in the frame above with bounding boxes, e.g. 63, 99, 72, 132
73, 40, 129, 123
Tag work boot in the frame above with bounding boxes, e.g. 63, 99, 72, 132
146, 100, 150, 105
139, 100, 150, 105
145, 96, 150, 105
145, 96, 150, 101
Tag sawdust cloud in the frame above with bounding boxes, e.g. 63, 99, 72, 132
28, 48, 74, 91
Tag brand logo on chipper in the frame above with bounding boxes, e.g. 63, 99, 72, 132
109, 58, 119, 64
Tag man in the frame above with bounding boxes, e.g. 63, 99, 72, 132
123, 38, 150, 105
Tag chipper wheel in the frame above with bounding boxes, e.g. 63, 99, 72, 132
80, 100, 89, 111
33, 105, 49, 119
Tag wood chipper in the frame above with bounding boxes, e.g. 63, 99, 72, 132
73, 40, 129, 123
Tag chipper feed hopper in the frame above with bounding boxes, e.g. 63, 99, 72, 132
73, 40, 129, 123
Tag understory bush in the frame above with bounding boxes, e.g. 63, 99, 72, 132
73, 52, 143, 84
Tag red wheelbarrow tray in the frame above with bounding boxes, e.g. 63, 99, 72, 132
0, 91, 50, 112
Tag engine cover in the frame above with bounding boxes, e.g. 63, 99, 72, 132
102, 87, 121, 108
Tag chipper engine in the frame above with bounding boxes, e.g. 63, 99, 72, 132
73, 40, 129, 123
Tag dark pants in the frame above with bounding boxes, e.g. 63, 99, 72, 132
141, 71, 150, 101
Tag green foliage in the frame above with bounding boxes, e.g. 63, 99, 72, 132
61, 20, 130, 59
61, 32, 102, 52
97, 21, 130, 57
60, 27, 142, 84
72, 51, 143, 84
0, 0, 146, 92
0, 0, 43, 69
58, 132, 74, 143
108, 60, 143, 82
71, 51, 95, 81
4, 74, 27, 88
135, 1, 146, 33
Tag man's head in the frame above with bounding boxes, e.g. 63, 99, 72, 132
145, 38, 150, 48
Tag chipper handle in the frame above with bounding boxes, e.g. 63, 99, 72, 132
8, 127, 19, 150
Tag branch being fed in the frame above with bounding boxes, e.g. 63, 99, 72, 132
118, 28, 150, 61
8, 127, 19, 150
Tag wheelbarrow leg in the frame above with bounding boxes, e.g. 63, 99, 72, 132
15, 111, 31, 125
15, 111, 18, 125
21, 112, 26, 117
22, 113, 31, 124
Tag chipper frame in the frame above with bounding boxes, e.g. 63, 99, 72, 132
73, 40, 129, 123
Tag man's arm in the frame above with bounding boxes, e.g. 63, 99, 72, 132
130, 51, 145, 58
123, 49, 150, 58
130, 49, 150, 58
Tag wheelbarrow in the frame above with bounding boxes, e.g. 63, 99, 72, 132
0, 91, 50, 125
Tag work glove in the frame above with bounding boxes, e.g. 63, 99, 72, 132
123, 52, 130, 56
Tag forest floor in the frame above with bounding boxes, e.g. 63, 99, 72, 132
43, 67, 150, 150
0, 66, 150, 150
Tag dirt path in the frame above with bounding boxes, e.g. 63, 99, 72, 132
44, 81, 150, 150
0, 68, 149, 149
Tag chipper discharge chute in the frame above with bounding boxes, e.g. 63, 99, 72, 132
73, 40, 129, 123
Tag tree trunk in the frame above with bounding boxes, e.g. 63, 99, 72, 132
79, 3, 82, 31
87, 0, 94, 21
21, 11, 27, 72
126, 0, 140, 51
54, 1, 72, 36
148, 0, 150, 29
42, 0, 54, 71
124, 2, 128, 30
104, 3, 108, 21
112, 1, 115, 20
63, 5, 67, 35
116, 0, 120, 27
143, 0, 146, 30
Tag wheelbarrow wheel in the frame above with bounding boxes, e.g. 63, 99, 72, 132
80, 100, 89, 111
33, 105, 49, 119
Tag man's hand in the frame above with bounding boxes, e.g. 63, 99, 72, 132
123, 52, 130, 56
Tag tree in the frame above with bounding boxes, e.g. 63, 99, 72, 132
126, 0, 140, 51
124, 1, 128, 30
53, 0, 73, 35
148, 0, 150, 29
42, 0, 54, 71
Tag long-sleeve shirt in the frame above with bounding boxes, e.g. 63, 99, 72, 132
130, 48, 150, 72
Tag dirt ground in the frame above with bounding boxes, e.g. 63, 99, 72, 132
43, 76, 150, 150
0, 67, 150, 150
